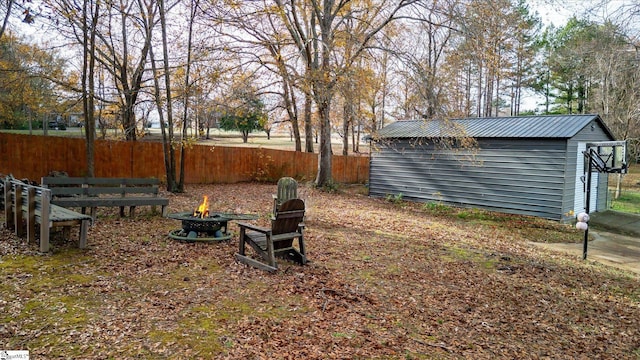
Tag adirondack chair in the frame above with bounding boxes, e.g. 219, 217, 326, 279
272, 177, 298, 215
236, 198, 306, 272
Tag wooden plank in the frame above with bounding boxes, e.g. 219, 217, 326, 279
42, 176, 160, 186
26, 187, 36, 244
42, 177, 89, 185
4, 179, 13, 230
51, 197, 169, 208
49, 206, 92, 222
14, 183, 24, 237
235, 254, 277, 272
40, 188, 51, 253
49, 187, 159, 196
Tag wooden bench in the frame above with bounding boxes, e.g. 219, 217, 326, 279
41, 177, 169, 221
3, 179, 92, 252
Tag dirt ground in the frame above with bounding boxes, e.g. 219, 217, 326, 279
1, 183, 639, 359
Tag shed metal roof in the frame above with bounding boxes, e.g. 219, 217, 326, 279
375, 114, 615, 140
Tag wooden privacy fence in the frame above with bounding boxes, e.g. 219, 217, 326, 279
0, 133, 369, 184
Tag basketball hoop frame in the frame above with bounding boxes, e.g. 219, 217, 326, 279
585, 141, 628, 174
579, 140, 628, 260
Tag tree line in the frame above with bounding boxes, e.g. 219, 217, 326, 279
1, 0, 639, 191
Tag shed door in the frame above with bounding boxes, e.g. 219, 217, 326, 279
574, 143, 599, 215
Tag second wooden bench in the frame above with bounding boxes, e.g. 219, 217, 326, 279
4, 179, 92, 252
41, 177, 169, 221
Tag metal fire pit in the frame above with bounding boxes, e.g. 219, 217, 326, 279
167, 212, 258, 242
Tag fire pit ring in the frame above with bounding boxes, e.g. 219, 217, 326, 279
168, 229, 232, 242
167, 212, 258, 242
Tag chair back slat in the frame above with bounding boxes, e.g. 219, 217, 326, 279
272, 199, 304, 235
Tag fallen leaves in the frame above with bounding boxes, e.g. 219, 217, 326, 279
0, 182, 638, 359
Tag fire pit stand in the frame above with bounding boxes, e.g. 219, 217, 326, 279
167, 212, 258, 242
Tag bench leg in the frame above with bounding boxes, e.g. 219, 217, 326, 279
4, 204, 14, 230
119, 206, 126, 217
15, 216, 25, 237
238, 227, 246, 256
78, 219, 89, 249
90, 207, 97, 223
129, 206, 136, 217
266, 234, 277, 268
26, 211, 36, 245
40, 221, 50, 253
15, 206, 24, 238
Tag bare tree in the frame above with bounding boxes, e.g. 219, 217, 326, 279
394, 1, 457, 120
198, 1, 306, 151
81, 0, 100, 176
46, 0, 155, 141
154, 0, 182, 191
0, 0, 14, 39
274, 0, 417, 187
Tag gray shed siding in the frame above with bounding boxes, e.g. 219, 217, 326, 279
370, 115, 617, 221
563, 120, 612, 217
369, 138, 569, 220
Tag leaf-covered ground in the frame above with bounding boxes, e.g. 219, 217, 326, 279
1, 183, 639, 359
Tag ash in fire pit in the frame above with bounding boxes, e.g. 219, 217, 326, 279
167, 196, 257, 242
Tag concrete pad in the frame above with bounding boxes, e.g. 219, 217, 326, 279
532, 230, 640, 276
589, 210, 640, 238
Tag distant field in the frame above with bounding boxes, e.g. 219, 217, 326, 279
0, 128, 371, 154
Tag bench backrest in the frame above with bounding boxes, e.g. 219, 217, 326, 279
4, 179, 52, 228
41, 177, 161, 197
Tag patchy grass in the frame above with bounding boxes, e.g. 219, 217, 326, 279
608, 165, 640, 214
611, 190, 640, 214
0, 183, 638, 359
419, 202, 582, 243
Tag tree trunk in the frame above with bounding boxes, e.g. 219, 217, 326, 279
154, 0, 179, 192
118, 8, 135, 141
178, 0, 199, 192
476, 62, 483, 117
282, 75, 301, 151
342, 102, 350, 156
150, 45, 177, 192
315, 97, 333, 187
545, 68, 550, 114
0, 0, 14, 40
352, 123, 359, 153
614, 173, 622, 199
82, 0, 98, 177
304, 91, 314, 153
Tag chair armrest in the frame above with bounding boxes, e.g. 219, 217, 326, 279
237, 222, 270, 234
271, 232, 302, 241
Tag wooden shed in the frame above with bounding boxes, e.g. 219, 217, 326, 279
369, 115, 617, 221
